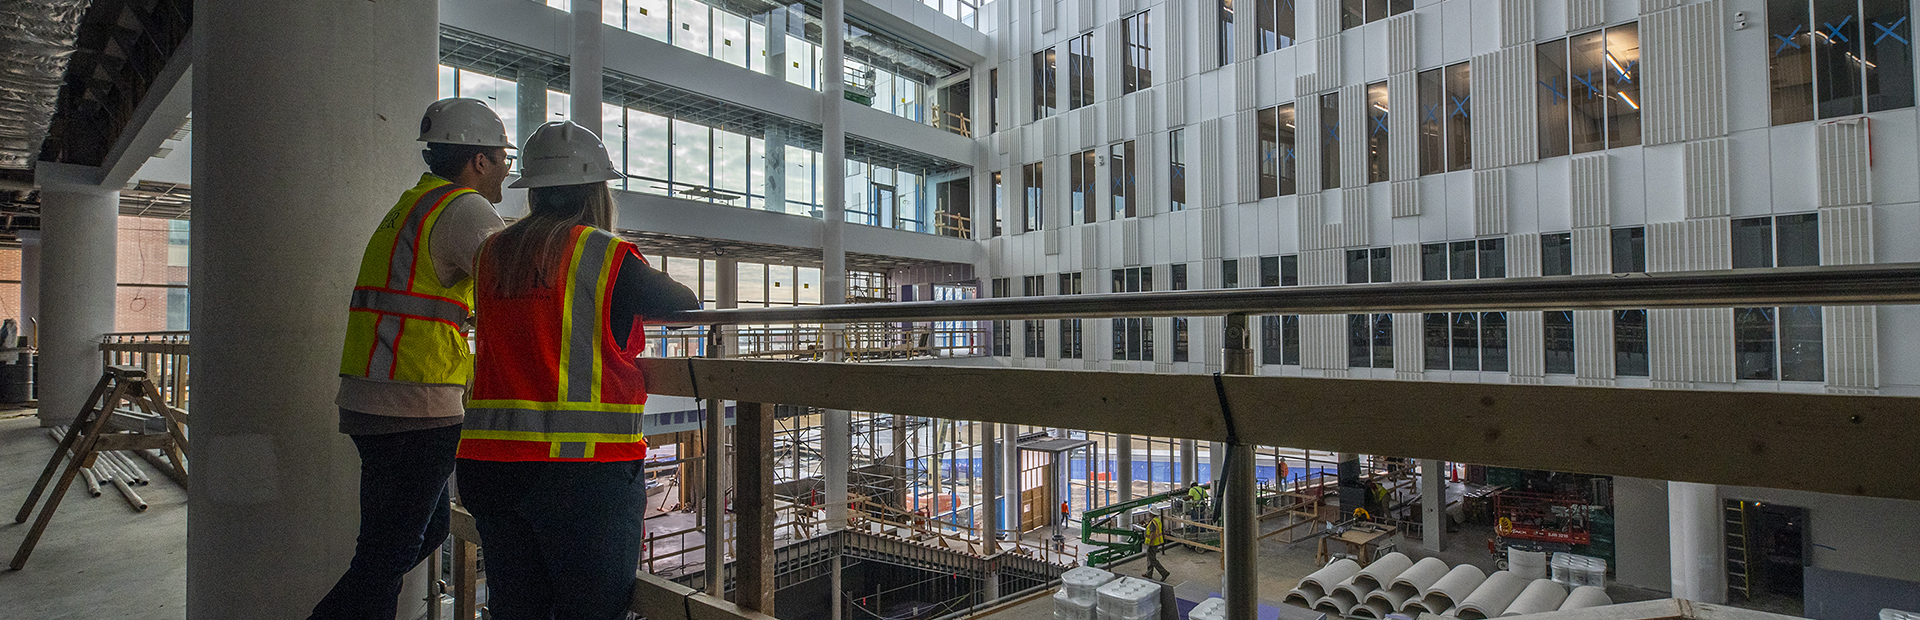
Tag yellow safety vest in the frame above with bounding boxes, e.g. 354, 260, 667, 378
1145, 517, 1165, 546
338, 174, 479, 386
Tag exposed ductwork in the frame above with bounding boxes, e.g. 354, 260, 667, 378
0, 0, 94, 169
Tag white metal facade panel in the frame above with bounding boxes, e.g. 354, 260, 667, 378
1469, 45, 1538, 170
1167, 79, 1188, 127
1646, 307, 1734, 385
1684, 138, 1731, 219
1236, 60, 1259, 111
1816, 119, 1873, 208
1648, 217, 1731, 272
1104, 22, 1122, 101
1296, 98, 1322, 194
1201, 205, 1224, 259
1825, 306, 1879, 392
1567, 0, 1605, 31
1500, 0, 1534, 48
1237, 110, 1260, 203
1041, 0, 1058, 33
1820, 204, 1873, 266
1475, 168, 1510, 237
1570, 154, 1610, 228
1302, 248, 1345, 285
1123, 218, 1142, 266
1508, 311, 1545, 379
1507, 232, 1543, 277
1295, 38, 1342, 95
1341, 83, 1368, 187
1080, 105, 1100, 149
1641, 0, 1681, 13
1392, 180, 1421, 217
1575, 309, 1616, 384
1196, 0, 1219, 72
1391, 243, 1421, 282
1571, 226, 1610, 275
1342, 188, 1371, 247
1388, 72, 1419, 181
1046, 227, 1062, 255
1302, 314, 1346, 370
1394, 312, 1425, 379
1387, 14, 1418, 75
1642, 0, 1728, 145
1196, 118, 1223, 208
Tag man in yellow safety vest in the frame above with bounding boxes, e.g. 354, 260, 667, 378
1140, 513, 1169, 581
309, 98, 515, 620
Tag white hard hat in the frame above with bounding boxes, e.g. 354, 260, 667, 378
510, 121, 625, 188
418, 98, 516, 148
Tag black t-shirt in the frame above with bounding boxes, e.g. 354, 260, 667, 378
609, 254, 701, 348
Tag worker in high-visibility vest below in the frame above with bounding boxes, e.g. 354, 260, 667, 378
312, 98, 514, 620
1139, 513, 1170, 581
455, 120, 698, 620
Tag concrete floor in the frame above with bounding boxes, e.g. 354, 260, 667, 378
0, 412, 187, 620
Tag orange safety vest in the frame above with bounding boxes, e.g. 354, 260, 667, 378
339, 175, 479, 385
458, 225, 650, 462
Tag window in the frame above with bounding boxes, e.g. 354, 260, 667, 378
1022, 162, 1044, 232
1770, 0, 1914, 125
1219, 0, 1236, 67
1418, 64, 1472, 174
1614, 309, 1649, 377
1173, 264, 1190, 362
1033, 48, 1058, 120
989, 68, 1000, 133
1320, 92, 1342, 189
1346, 248, 1392, 284
1340, 0, 1411, 29
1282, 254, 1300, 286
1068, 33, 1094, 110
1112, 267, 1155, 361
1071, 149, 1097, 224
1261, 256, 1282, 287
990, 171, 1005, 237
1170, 128, 1187, 211
1023, 275, 1046, 357
1221, 259, 1239, 289
1541, 232, 1574, 276
1060, 273, 1084, 359
1256, 104, 1298, 198
1540, 24, 1640, 157
1424, 312, 1505, 371
1255, 0, 1296, 53
1422, 239, 1504, 280
1736, 306, 1826, 381
1733, 213, 1820, 269
1349, 313, 1394, 368
1122, 12, 1152, 94
1544, 310, 1575, 374
1111, 141, 1137, 218
1366, 81, 1390, 183
991, 278, 1012, 356
1610, 226, 1646, 274
1263, 314, 1300, 365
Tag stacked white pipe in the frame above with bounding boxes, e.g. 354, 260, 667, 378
1284, 553, 1617, 618
1094, 576, 1161, 620
1551, 553, 1608, 588
1055, 566, 1115, 620
1188, 597, 1227, 620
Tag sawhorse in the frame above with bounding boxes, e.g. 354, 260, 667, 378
10, 365, 190, 570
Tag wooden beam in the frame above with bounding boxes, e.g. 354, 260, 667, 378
639, 358, 1920, 501
732, 402, 776, 615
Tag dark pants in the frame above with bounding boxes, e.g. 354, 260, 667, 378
456, 458, 647, 620
1144, 542, 1170, 581
308, 424, 462, 620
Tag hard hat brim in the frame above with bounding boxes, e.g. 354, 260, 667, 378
508, 170, 629, 189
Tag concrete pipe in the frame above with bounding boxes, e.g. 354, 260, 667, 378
1389, 556, 1453, 608
1419, 564, 1488, 612
1558, 586, 1613, 611
1353, 597, 1394, 619
1353, 551, 1416, 592
1283, 587, 1319, 608
1316, 575, 1364, 616
1454, 570, 1531, 619
1508, 548, 1549, 580
1364, 585, 1415, 614
1498, 579, 1569, 616
1296, 557, 1363, 600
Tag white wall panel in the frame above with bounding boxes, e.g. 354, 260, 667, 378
1469, 45, 1537, 169
1570, 154, 1610, 228
1508, 311, 1545, 380
1499, 0, 1534, 48
1642, 0, 1728, 145
1684, 138, 1731, 219
1387, 14, 1418, 75
1508, 232, 1542, 277
1122, 218, 1141, 266
1342, 188, 1370, 247
1572, 226, 1610, 275
1045, 227, 1062, 255
1392, 179, 1420, 217
1295, 38, 1342, 95
1196, 117, 1224, 208
1195, 0, 1219, 72
1475, 168, 1510, 237
1820, 204, 1874, 266
1201, 204, 1224, 259
1575, 309, 1615, 384
1296, 98, 1322, 194
1641, 0, 1681, 13
1302, 314, 1346, 370
1388, 72, 1419, 181
1825, 305, 1879, 392
1817, 119, 1873, 208
1237, 110, 1260, 203
1568, 0, 1606, 31
1394, 312, 1425, 379
1341, 83, 1368, 187
1235, 60, 1258, 111
1302, 248, 1345, 285
1167, 79, 1188, 127
1041, 0, 1058, 33
1391, 243, 1420, 282
1080, 221, 1100, 270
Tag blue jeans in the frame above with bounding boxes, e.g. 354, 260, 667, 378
308, 422, 461, 620
455, 458, 647, 620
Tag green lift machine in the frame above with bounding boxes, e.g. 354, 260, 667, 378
1078, 488, 1188, 567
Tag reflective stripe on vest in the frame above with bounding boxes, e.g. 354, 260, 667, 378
339, 176, 479, 385
460, 227, 650, 462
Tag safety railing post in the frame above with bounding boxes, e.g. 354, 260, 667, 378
703, 327, 728, 597
1221, 313, 1259, 620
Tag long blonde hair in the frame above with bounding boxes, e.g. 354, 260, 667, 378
484, 182, 615, 297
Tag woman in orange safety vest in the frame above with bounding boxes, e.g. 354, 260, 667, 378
455, 120, 697, 620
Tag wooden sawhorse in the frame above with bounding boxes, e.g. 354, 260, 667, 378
10, 365, 190, 570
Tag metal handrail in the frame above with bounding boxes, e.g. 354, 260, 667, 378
653, 264, 1920, 326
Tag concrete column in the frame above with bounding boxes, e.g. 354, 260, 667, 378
1180, 439, 1196, 486
1208, 441, 1224, 484
704, 258, 737, 595
190, 0, 437, 616
1003, 423, 1021, 533
1421, 459, 1446, 552
1117, 434, 1134, 502
34, 165, 117, 428
821, 0, 850, 533
570, 0, 604, 137
17, 230, 39, 338
764, 131, 786, 212
764, 7, 788, 79
982, 422, 999, 553
1221, 314, 1258, 620
516, 72, 549, 146
1669, 482, 1724, 603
